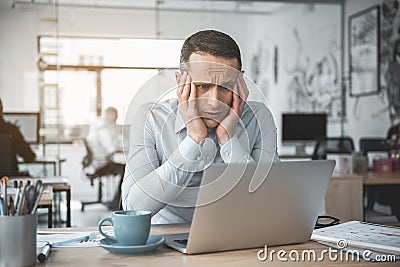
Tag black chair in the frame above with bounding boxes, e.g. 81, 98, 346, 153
312, 137, 355, 160
80, 140, 124, 211
81, 140, 102, 211
359, 138, 388, 155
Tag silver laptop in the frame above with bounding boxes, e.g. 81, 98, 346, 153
164, 160, 335, 254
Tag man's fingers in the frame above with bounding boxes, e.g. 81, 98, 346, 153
189, 81, 197, 101
238, 74, 249, 101
231, 83, 240, 109
181, 75, 191, 102
177, 71, 188, 102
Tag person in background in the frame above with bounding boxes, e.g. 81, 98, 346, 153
0, 98, 36, 176
86, 107, 125, 209
87, 107, 122, 170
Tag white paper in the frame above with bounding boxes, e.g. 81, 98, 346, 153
37, 231, 106, 248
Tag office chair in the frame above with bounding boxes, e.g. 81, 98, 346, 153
80, 140, 124, 211
312, 137, 355, 160
359, 138, 388, 155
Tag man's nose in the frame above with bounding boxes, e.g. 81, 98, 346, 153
211, 85, 224, 99
206, 86, 222, 106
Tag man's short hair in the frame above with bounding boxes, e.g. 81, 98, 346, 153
180, 30, 242, 71
105, 107, 118, 116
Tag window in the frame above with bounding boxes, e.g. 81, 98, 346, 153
38, 36, 183, 141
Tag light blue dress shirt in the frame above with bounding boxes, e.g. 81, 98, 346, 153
121, 98, 278, 224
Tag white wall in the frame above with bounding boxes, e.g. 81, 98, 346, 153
247, 3, 342, 153
1, 0, 388, 154
0, 0, 249, 111
344, 0, 387, 150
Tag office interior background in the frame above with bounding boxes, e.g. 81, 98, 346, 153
0, 0, 397, 227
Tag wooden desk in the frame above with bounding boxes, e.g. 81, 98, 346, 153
18, 156, 66, 176
363, 172, 400, 185
38, 187, 53, 228
326, 172, 400, 222
325, 175, 363, 222
7, 177, 70, 228
38, 224, 398, 266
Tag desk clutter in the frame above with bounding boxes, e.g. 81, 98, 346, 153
373, 158, 400, 173
0, 176, 45, 216
0, 176, 44, 267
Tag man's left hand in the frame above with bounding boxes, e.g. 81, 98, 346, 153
216, 74, 249, 144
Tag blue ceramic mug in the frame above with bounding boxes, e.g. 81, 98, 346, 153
98, 210, 151, 246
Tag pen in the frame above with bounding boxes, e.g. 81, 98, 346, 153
14, 181, 20, 212
31, 184, 44, 214
37, 243, 51, 263
37, 234, 95, 263
0, 196, 4, 216
0, 176, 8, 216
9, 196, 14, 216
4, 179, 7, 215
17, 183, 28, 216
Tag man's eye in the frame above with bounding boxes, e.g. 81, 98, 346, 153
198, 84, 212, 90
219, 85, 231, 92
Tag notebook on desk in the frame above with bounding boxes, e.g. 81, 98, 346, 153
311, 221, 400, 255
164, 160, 335, 254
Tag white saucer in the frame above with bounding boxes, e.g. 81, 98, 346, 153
99, 235, 165, 254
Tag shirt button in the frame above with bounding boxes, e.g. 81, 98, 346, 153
206, 156, 210, 161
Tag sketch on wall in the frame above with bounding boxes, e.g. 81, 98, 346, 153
250, 38, 273, 98
249, 4, 342, 128
349, 5, 380, 97
285, 28, 343, 123
381, 0, 400, 122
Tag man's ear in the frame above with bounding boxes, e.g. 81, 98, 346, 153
175, 71, 182, 85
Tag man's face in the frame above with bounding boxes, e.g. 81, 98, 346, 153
183, 53, 239, 128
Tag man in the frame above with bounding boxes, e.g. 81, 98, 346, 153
122, 30, 278, 223
0, 98, 36, 176
86, 107, 123, 170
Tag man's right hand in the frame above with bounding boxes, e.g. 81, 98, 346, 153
177, 71, 207, 144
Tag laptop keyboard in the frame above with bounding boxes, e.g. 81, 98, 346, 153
174, 239, 188, 246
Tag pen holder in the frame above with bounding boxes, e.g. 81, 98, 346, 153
0, 213, 37, 267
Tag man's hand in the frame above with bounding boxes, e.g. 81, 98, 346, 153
216, 74, 249, 145
177, 72, 208, 144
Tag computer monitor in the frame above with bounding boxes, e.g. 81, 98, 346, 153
3, 112, 40, 144
282, 113, 327, 155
